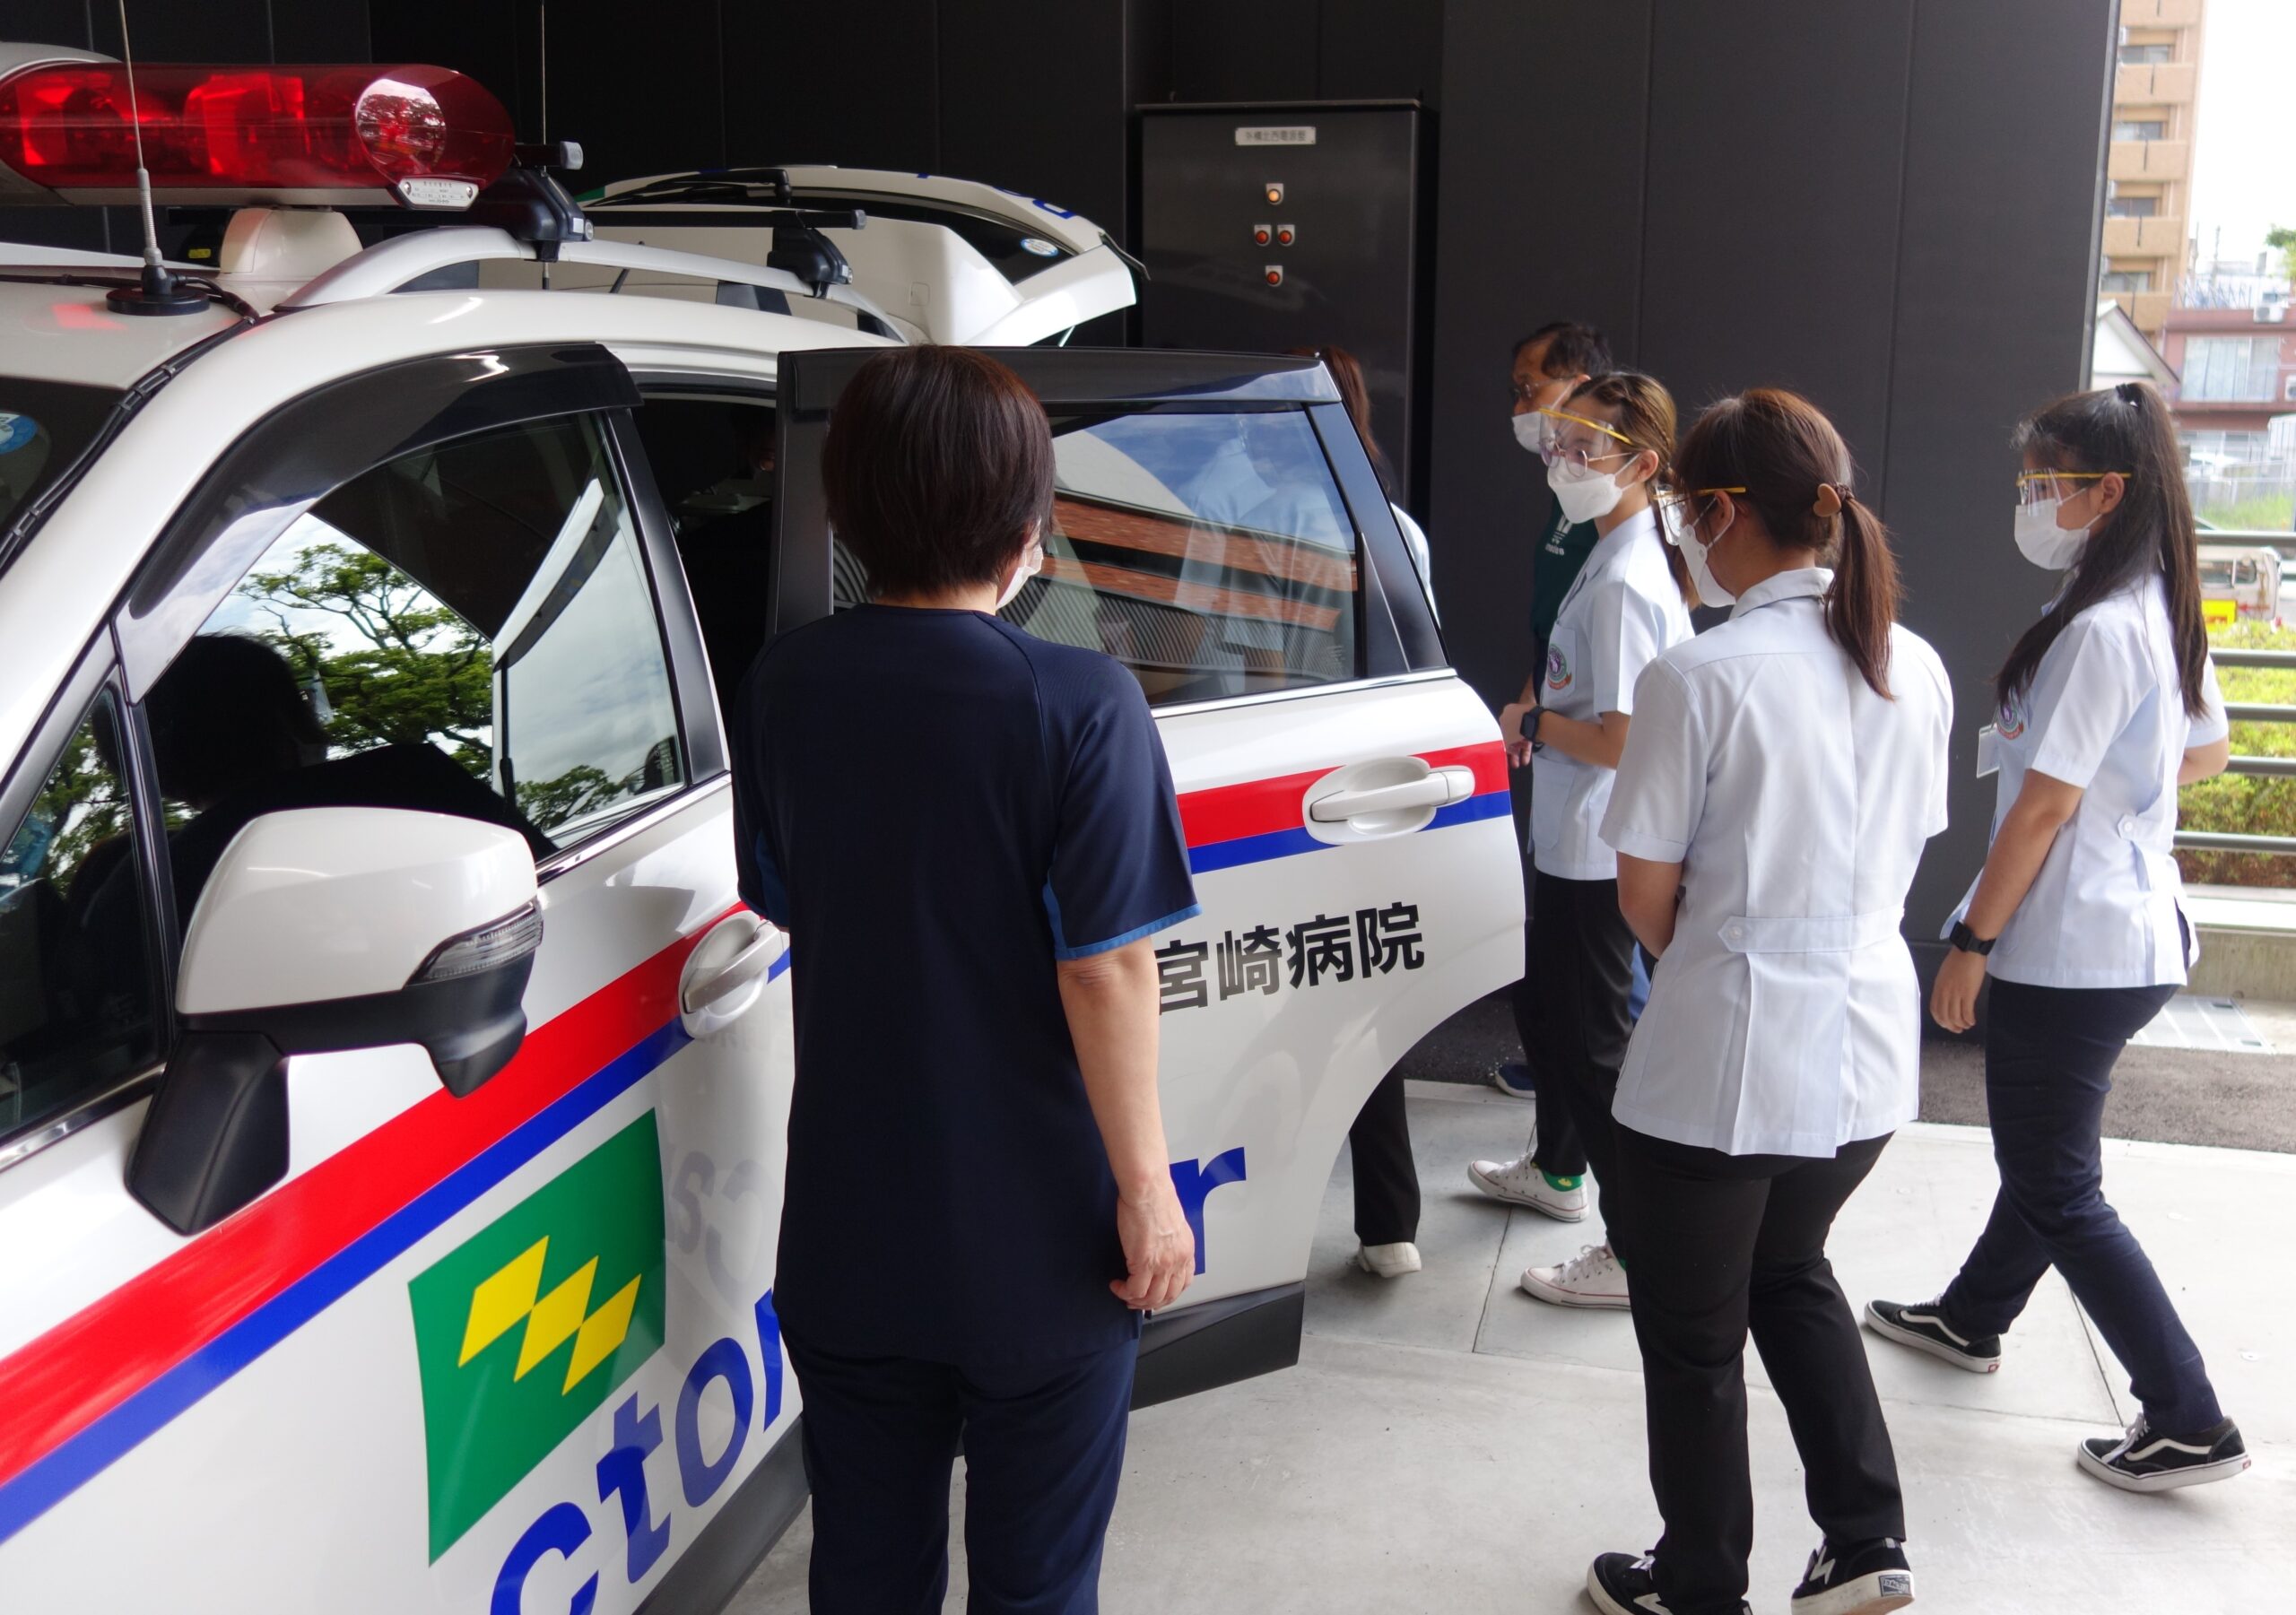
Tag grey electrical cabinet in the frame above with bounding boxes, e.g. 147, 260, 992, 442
1139, 101, 1425, 500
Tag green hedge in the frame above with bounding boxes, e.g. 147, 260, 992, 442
2177, 620, 2296, 889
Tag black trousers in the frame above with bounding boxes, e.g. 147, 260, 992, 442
1612, 1124, 1905, 1615
1940, 977, 2222, 1433
786, 1333, 1136, 1615
1348, 1067, 1421, 1246
1517, 871, 1638, 1234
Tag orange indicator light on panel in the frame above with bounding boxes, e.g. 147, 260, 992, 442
1264, 181, 1284, 204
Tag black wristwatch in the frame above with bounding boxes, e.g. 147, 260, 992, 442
1518, 705, 1546, 752
1947, 920, 1996, 957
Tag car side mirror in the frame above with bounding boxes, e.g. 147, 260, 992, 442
127, 807, 543, 1236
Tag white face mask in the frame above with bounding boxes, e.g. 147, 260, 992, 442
1511, 412, 1547, 455
996, 534, 1044, 611
1681, 505, 1737, 607
2013, 499, 2089, 570
1547, 459, 1630, 525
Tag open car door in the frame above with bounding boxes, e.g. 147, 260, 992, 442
587, 167, 1139, 347
767, 347, 1523, 1402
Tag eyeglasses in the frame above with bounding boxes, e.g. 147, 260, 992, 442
2017, 470, 2128, 510
1535, 407, 1637, 471
1509, 378, 1562, 406
1656, 486, 1748, 544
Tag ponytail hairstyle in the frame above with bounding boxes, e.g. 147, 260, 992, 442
1997, 380, 2207, 720
1674, 387, 1900, 697
1563, 370, 1695, 606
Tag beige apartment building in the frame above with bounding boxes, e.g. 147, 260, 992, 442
2102, 0, 2205, 342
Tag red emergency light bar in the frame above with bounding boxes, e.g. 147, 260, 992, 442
0, 62, 516, 208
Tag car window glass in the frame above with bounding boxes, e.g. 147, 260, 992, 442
148, 413, 684, 927
830, 409, 1361, 707
0, 379, 123, 541
0, 692, 161, 1142
628, 396, 777, 721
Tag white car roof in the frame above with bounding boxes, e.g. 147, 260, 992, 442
0, 282, 891, 768
0, 278, 241, 389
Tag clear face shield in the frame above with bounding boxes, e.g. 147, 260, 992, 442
1535, 406, 1637, 473
2015, 469, 2120, 512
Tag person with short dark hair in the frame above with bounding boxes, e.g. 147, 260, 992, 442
730, 344, 1201, 1614
1478, 323, 1625, 1107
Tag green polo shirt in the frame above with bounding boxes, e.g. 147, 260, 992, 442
1529, 501, 1599, 662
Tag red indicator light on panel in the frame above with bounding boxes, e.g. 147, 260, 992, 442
1275, 224, 1295, 246
0, 62, 516, 204
1264, 265, 1283, 287
1252, 223, 1272, 245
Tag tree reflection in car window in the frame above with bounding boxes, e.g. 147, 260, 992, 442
144, 413, 686, 926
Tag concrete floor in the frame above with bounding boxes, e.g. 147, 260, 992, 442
730, 1083, 2293, 1614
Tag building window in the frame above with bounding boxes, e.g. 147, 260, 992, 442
2108, 195, 2161, 218
2100, 270, 2154, 292
2113, 118, 2168, 142
2118, 43, 2173, 65
2181, 430, 2270, 472
2182, 336, 2283, 403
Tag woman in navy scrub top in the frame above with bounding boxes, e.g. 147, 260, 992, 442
732, 346, 1202, 1613
1868, 382, 2251, 1497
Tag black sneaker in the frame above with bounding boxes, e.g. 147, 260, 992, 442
1789, 1537, 1915, 1615
2077, 1415, 2251, 1493
1863, 1298, 2000, 1374
1587, 1551, 1750, 1615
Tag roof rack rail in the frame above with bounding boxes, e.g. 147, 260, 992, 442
279, 226, 903, 338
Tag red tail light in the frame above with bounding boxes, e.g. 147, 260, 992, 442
0, 63, 516, 206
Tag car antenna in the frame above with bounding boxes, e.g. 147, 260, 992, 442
104, 0, 205, 317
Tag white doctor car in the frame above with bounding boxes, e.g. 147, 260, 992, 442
0, 44, 1520, 1615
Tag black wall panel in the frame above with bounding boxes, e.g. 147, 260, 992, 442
370, 0, 537, 138
1317, 0, 1443, 106
1636, 2, 1915, 486
542, 0, 726, 178
1429, 0, 2118, 944
720, 0, 940, 175
271, 1, 374, 62
1169, 0, 1323, 105
1424, 1, 1655, 711
1883, 0, 2120, 931
940, 0, 1128, 237
91, 0, 273, 60
10, 3, 100, 50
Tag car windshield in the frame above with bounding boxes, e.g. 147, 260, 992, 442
0, 378, 123, 540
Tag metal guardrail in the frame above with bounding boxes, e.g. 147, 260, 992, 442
2187, 599, 2296, 855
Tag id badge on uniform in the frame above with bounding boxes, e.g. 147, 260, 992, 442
1975, 724, 2000, 778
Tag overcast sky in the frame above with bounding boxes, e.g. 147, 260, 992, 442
2186, 0, 2296, 271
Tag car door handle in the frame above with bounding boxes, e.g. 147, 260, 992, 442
1308, 766, 1476, 823
683, 925, 785, 1014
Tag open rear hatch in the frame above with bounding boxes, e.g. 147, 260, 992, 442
587, 166, 1139, 347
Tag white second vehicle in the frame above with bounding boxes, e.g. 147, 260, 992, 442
0, 44, 1521, 1614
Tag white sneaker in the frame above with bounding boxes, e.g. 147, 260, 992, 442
1356, 1241, 1422, 1278
1467, 1151, 1587, 1221
1521, 1244, 1631, 1309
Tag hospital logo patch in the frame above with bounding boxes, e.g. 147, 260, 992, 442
407, 1112, 666, 1560
1545, 645, 1573, 692
1997, 690, 2027, 741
